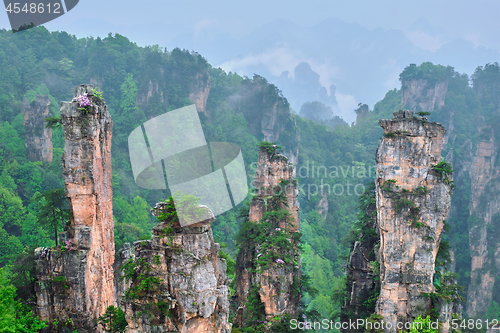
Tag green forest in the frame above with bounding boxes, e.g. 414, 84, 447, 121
0, 26, 499, 332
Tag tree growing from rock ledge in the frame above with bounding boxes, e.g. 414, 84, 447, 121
32, 188, 70, 247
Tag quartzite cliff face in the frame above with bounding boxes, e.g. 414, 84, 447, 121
375, 110, 453, 330
340, 183, 380, 329
402, 79, 448, 113
233, 145, 301, 330
401, 71, 500, 319
22, 95, 53, 162
35, 84, 115, 332
120, 203, 232, 333
465, 122, 500, 318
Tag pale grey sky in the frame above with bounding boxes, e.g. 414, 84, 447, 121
2, 0, 498, 51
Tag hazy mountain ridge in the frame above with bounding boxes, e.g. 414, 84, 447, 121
170, 18, 499, 123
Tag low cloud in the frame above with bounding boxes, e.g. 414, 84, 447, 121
384, 67, 402, 91
218, 46, 302, 78
335, 92, 358, 124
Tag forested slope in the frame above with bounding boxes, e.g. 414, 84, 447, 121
0, 26, 498, 331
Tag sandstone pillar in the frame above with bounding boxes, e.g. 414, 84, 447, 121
375, 110, 453, 331
35, 84, 115, 332
233, 144, 301, 330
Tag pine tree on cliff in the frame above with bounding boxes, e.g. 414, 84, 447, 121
33, 188, 70, 246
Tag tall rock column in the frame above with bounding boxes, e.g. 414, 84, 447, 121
375, 110, 453, 330
35, 84, 115, 331
22, 95, 53, 162
233, 145, 301, 330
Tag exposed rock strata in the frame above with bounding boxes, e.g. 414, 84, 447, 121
248, 147, 299, 232
241, 76, 292, 144
233, 145, 301, 330
375, 110, 453, 330
465, 128, 500, 318
35, 84, 115, 332
120, 203, 231, 333
189, 73, 211, 116
402, 79, 448, 112
22, 95, 53, 162
233, 75, 300, 167
114, 243, 133, 307
341, 187, 379, 329
136, 80, 165, 111
401, 74, 500, 319
136, 71, 210, 117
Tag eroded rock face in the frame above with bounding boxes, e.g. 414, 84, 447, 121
465, 130, 500, 318
136, 71, 211, 117
189, 73, 211, 116
249, 147, 299, 232
402, 79, 448, 112
341, 189, 379, 326
114, 243, 133, 307
234, 146, 301, 330
233, 75, 300, 166
375, 110, 453, 330
120, 204, 231, 333
345, 241, 377, 312
316, 190, 329, 221
35, 84, 115, 332
22, 95, 53, 162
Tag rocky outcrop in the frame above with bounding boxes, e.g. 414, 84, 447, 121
375, 110, 453, 330
316, 189, 329, 221
114, 243, 133, 307
189, 73, 211, 116
355, 103, 370, 122
402, 79, 448, 112
136, 80, 165, 111
341, 185, 380, 327
35, 84, 115, 332
465, 127, 500, 318
232, 75, 300, 166
136, 70, 210, 117
248, 146, 299, 232
120, 203, 231, 333
233, 145, 301, 330
344, 242, 378, 316
22, 95, 53, 162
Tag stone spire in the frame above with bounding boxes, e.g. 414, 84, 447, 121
35, 84, 115, 332
375, 110, 453, 331
233, 144, 301, 330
